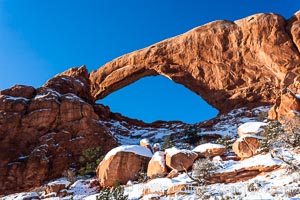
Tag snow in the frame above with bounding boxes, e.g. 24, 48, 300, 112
238, 134, 266, 141
2, 192, 39, 200
104, 145, 153, 160
3, 96, 29, 101
165, 147, 196, 157
153, 151, 165, 168
69, 179, 99, 200
295, 94, 300, 99
218, 153, 282, 173
193, 143, 225, 153
47, 178, 71, 187
238, 121, 268, 134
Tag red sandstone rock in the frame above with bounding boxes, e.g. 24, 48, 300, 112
232, 136, 262, 158
147, 151, 168, 179
0, 85, 117, 195
96, 145, 152, 187
90, 13, 300, 113
0, 85, 35, 99
268, 88, 300, 122
44, 65, 95, 103
165, 148, 198, 171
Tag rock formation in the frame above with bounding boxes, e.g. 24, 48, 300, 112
165, 148, 198, 171
90, 12, 300, 113
0, 66, 117, 195
147, 151, 168, 179
96, 145, 152, 187
232, 135, 262, 158
268, 88, 300, 122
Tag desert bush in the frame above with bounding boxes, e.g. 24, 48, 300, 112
184, 125, 200, 144
62, 168, 77, 183
161, 135, 174, 150
215, 135, 236, 149
78, 146, 104, 176
96, 186, 128, 200
185, 157, 220, 185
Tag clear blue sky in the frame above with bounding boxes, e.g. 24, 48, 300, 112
0, 1, 299, 123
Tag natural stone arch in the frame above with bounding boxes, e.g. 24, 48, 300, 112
90, 12, 300, 113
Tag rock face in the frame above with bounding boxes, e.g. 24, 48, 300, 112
90, 12, 300, 113
268, 88, 300, 122
96, 145, 152, 187
0, 66, 117, 195
193, 143, 226, 157
232, 135, 262, 158
147, 151, 168, 178
165, 148, 198, 171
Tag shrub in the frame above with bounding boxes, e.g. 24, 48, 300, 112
96, 186, 128, 200
215, 135, 236, 149
78, 146, 104, 176
184, 125, 200, 145
161, 135, 174, 151
185, 157, 220, 185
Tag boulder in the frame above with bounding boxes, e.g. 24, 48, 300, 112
193, 143, 226, 157
147, 151, 168, 179
45, 179, 71, 194
268, 88, 300, 122
165, 147, 198, 171
232, 135, 264, 158
97, 145, 152, 187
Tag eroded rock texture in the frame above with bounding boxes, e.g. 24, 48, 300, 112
0, 66, 117, 195
90, 12, 300, 113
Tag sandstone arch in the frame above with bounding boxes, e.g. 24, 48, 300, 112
90, 12, 300, 113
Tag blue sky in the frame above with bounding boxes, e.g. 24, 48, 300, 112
0, 1, 299, 123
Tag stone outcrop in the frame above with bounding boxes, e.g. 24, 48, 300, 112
232, 135, 263, 158
96, 145, 152, 187
193, 143, 226, 157
268, 88, 300, 122
209, 154, 281, 183
90, 12, 300, 113
165, 148, 198, 171
147, 151, 168, 179
0, 67, 117, 195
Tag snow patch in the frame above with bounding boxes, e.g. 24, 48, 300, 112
295, 94, 300, 99
165, 147, 196, 157
193, 143, 225, 153
218, 153, 282, 173
238, 122, 268, 134
104, 145, 153, 160
153, 151, 165, 168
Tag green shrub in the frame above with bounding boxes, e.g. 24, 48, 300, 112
215, 135, 236, 149
161, 135, 174, 151
184, 125, 200, 144
78, 146, 104, 176
96, 186, 128, 200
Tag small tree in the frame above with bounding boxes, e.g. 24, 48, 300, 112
96, 186, 128, 200
184, 125, 200, 145
78, 146, 104, 176
161, 135, 174, 151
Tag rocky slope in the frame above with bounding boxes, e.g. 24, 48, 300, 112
1, 11, 300, 197
90, 12, 300, 114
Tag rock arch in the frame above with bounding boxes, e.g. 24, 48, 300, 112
90, 12, 300, 113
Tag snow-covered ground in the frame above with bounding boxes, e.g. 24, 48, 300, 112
3, 106, 300, 200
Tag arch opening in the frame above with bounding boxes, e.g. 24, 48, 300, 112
98, 75, 218, 124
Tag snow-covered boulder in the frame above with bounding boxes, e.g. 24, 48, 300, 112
193, 143, 226, 157
237, 122, 268, 137
232, 135, 265, 158
165, 147, 198, 172
96, 145, 153, 187
147, 151, 168, 179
